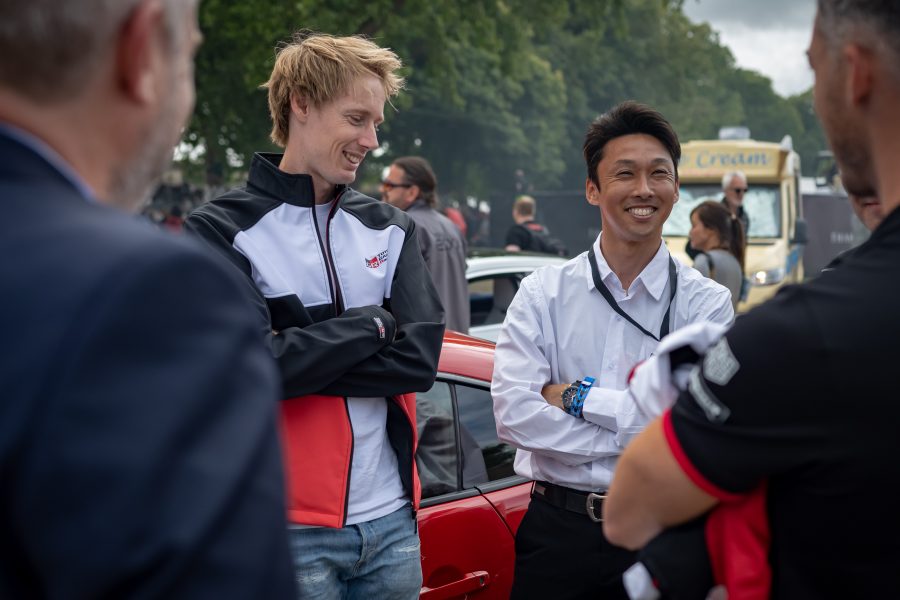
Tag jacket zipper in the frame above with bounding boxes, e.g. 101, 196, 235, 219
341, 397, 354, 528
311, 189, 353, 527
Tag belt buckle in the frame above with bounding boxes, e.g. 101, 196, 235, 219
585, 492, 606, 523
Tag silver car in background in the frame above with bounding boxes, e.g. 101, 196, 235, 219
466, 249, 567, 341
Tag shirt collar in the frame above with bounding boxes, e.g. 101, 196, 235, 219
0, 123, 96, 201
247, 152, 345, 207
590, 234, 671, 300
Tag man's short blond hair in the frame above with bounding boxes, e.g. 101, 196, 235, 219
513, 195, 536, 217
262, 31, 404, 147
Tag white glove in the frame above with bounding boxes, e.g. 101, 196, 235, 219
628, 321, 730, 419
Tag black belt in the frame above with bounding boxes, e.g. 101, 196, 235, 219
532, 481, 606, 522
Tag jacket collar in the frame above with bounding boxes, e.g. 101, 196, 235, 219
0, 124, 95, 200
247, 152, 345, 207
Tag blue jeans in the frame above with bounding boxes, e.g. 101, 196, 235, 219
289, 505, 422, 600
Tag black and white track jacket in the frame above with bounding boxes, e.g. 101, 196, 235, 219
185, 153, 445, 400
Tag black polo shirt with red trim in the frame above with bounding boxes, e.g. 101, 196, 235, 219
664, 206, 900, 599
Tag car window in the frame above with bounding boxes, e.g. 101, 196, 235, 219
455, 383, 517, 484
415, 382, 459, 499
416, 380, 520, 500
469, 274, 524, 327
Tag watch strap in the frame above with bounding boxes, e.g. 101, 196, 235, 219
569, 376, 595, 419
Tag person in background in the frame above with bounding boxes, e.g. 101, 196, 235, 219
504, 195, 567, 256
688, 200, 746, 309
382, 156, 470, 333
442, 201, 469, 237
686, 171, 750, 260
0, 0, 294, 597
720, 171, 750, 231
186, 32, 444, 600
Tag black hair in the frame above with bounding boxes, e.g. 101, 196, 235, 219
392, 156, 438, 208
583, 100, 680, 187
691, 200, 746, 271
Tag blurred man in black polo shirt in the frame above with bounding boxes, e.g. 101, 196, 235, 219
605, 1, 900, 598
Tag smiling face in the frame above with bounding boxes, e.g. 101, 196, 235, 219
586, 133, 678, 249
286, 73, 385, 201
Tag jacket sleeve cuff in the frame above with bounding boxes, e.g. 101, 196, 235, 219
364, 305, 397, 343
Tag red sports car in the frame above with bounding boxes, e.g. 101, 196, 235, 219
416, 331, 532, 599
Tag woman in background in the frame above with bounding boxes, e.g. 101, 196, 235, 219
689, 200, 746, 309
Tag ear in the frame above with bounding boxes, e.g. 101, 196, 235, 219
290, 92, 312, 123
585, 178, 601, 206
844, 43, 874, 106
116, 0, 165, 106
673, 174, 680, 203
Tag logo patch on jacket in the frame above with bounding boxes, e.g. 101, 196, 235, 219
365, 249, 389, 269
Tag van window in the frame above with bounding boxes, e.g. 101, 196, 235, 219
664, 184, 783, 239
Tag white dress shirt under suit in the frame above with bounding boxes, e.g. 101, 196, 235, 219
491, 235, 734, 492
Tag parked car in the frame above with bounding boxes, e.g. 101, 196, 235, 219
417, 331, 532, 599
466, 249, 567, 341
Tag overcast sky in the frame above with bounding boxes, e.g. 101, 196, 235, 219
681, 0, 817, 97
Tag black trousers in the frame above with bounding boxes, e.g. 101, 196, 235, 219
510, 493, 637, 600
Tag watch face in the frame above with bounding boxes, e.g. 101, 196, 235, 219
562, 385, 578, 410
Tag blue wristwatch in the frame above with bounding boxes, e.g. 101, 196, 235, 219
562, 376, 595, 418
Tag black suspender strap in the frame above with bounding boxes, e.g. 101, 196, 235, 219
588, 247, 677, 342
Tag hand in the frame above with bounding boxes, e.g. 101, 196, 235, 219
541, 384, 568, 410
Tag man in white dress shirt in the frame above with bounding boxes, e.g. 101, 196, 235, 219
491, 101, 734, 599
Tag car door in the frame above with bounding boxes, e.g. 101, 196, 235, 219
417, 376, 531, 600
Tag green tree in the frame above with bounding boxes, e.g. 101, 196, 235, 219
182, 0, 826, 204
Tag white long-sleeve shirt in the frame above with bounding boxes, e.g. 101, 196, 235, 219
491, 236, 734, 492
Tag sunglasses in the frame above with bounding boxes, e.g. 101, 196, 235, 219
381, 180, 412, 191
731, 187, 749, 194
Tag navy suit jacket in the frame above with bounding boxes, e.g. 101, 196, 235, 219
0, 131, 295, 598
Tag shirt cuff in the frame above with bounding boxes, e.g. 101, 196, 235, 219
581, 386, 630, 431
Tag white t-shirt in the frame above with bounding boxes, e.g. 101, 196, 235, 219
314, 200, 406, 525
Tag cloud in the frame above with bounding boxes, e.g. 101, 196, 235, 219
682, 0, 815, 31
683, 0, 816, 96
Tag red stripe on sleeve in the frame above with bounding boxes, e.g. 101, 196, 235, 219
662, 409, 744, 502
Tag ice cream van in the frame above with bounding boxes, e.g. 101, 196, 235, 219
664, 134, 808, 312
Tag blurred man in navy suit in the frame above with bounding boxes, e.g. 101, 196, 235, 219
0, 1, 295, 597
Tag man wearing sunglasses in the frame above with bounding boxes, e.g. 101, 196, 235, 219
382, 156, 469, 333
721, 171, 750, 236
